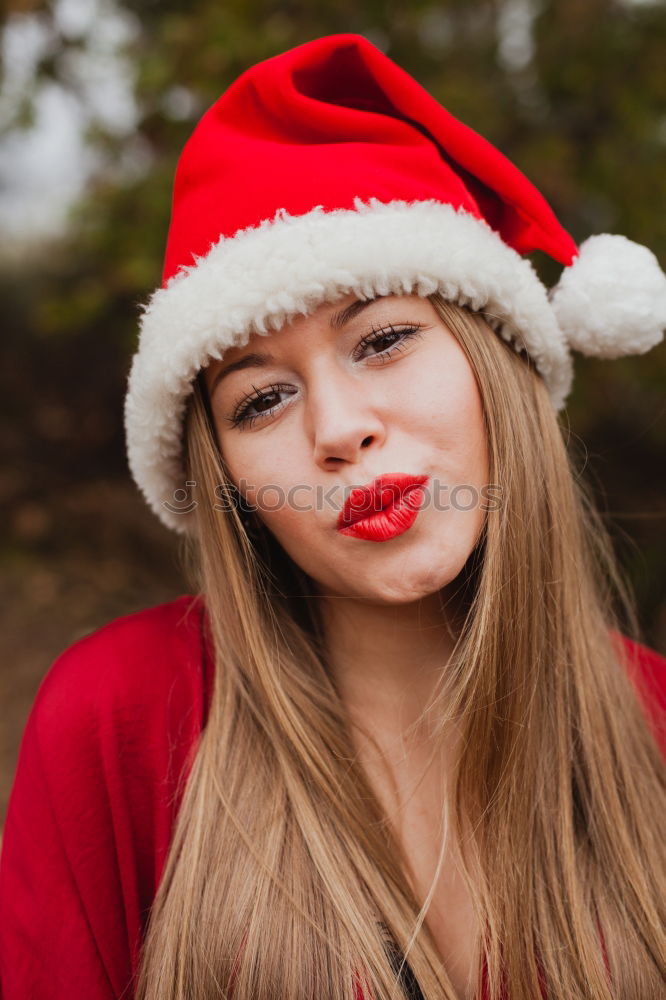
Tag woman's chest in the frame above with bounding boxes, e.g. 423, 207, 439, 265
397, 807, 482, 1000
354, 726, 482, 997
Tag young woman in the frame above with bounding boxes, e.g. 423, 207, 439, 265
1, 33, 665, 1000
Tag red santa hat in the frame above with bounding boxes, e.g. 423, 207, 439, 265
124, 33, 666, 534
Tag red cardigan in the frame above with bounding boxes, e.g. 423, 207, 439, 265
1, 594, 664, 999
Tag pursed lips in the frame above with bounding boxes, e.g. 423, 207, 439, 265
336, 473, 430, 529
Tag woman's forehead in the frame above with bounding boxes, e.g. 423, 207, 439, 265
201, 291, 433, 387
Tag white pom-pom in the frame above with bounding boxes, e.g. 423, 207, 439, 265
550, 233, 666, 358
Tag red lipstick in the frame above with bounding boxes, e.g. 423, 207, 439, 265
337, 473, 429, 542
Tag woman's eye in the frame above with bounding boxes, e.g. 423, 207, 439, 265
354, 323, 425, 363
228, 323, 424, 429
228, 384, 295, 429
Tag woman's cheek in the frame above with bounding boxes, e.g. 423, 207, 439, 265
218, 434, 275, 501
262, 512, 324, 577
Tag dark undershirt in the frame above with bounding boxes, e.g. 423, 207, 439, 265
384, 937, 426, 999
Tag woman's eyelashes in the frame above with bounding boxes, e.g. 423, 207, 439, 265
226, 322, 427, 429
227, 381, 297, 429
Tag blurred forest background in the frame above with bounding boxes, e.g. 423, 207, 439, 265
1, 0, 665, 829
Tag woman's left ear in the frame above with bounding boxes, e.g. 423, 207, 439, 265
549, 233, 666, 359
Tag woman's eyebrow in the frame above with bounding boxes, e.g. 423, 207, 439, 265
329, 296, 381, 330
210, 297, 384, 393
209, 352, 273, 393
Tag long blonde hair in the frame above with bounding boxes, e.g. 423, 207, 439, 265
134, 294, 666, 999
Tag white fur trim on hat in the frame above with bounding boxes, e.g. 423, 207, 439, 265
550, 233, 666, 358
124, 197, 573, 534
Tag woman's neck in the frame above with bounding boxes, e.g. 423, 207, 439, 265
318, 587, 462, 754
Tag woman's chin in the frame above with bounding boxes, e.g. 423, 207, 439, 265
315, 548, 473, 605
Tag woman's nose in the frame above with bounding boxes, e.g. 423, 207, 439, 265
307, 368, 386, 468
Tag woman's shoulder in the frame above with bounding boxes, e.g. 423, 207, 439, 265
19, 593, 214, 832
611, 630, 666, 756
611, 630, 666, 699
0, 595, 213, 996
41, 592, 208, 685
31, 593, 211, 740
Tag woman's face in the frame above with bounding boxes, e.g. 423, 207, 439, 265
202, 293, 489, 604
